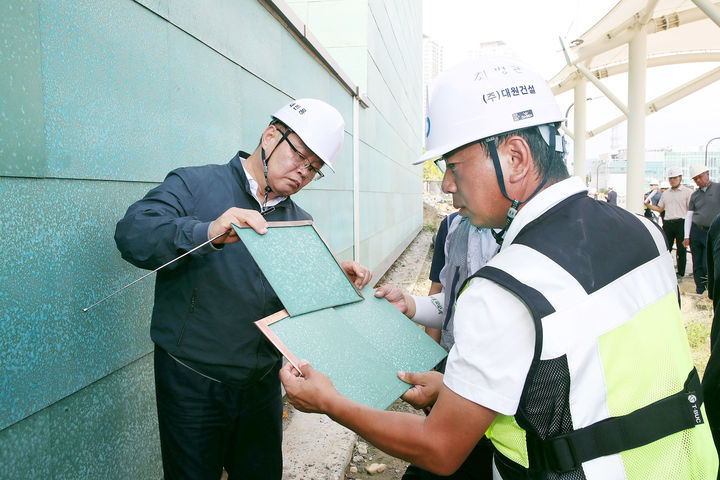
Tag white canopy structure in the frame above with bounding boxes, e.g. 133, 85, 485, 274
550, 0, 720, 212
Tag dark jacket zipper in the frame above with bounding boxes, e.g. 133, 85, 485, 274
176, 288, 197, 346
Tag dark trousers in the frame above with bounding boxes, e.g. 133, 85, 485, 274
690, 223, 709, 294
154, 346, 282, 480
663, 219, 687, 276
402, 438, 494, 480
704, 326, 720, 479
704, 217, 720, 478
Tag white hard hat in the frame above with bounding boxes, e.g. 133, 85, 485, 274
660, 180, 671, 189
649, 178, 659, 185
272, 98, 344, 172
690, 164, 709, 179
415, 56, 564, 164
667, 166, 683, 178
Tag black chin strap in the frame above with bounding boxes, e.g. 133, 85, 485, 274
487, 127, 556, 245
260, 128, 292, 215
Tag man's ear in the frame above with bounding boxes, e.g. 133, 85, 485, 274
260, 125, 277, 150
501, 136, 533, 185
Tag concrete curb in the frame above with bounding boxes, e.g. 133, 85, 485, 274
282, 404, 357, 480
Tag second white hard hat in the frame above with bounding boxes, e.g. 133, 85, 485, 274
660, 180, 671, 189
272, 98, 344, 172
690, 164, 709, 179
416, 56, 564, 164
666, 166, 683, 178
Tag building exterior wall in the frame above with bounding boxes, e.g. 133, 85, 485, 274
0, 0, 422, 476
288, 0, 424, 278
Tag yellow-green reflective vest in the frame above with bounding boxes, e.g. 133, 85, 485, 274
460, 192, 718, 479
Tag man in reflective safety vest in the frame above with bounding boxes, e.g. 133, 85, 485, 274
280, 57, 719, 479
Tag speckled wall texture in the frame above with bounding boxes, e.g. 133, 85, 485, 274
1, 0, 422, 475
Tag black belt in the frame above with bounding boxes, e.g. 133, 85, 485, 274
694, 223, 710, 231
664, 218, 683, 222
526, 368, 704, 473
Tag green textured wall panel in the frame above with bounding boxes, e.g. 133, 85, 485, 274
39, 0, 174, 181
0, 0, 47, 177
166, 25, 245, 166
0, 354, 161, 479
167, 0, 285, 93
1, 0, 425, 473
38, 0, 264, 183
234, 223, 362, 316
0, 177, 155, 429
268, 285, 446, 410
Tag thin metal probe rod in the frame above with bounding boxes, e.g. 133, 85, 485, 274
82, 231, 228, 312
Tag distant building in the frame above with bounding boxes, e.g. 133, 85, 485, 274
591, 146, 720, 206
422, 35, 443, 119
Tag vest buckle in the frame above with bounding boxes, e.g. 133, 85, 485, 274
543, 435, 580, 473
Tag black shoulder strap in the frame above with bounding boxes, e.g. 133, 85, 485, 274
461, 265, 553, 429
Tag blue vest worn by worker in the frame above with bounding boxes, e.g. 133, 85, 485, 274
439, 214, 498, 353
461, 192, 718, 479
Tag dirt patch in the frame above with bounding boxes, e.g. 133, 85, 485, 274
678, 274, 713, 378
343, 399, 425, 480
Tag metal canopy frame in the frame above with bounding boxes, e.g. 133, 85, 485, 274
549, 0, 720, 212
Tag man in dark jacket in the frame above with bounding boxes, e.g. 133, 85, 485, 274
606, 186, 618, 205
115, 98, 371, 480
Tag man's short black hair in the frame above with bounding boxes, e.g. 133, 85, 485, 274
480, 124, 570, 184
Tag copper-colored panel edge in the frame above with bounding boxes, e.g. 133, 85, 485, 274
254, 316, 302, 374
258, 309, 290, 326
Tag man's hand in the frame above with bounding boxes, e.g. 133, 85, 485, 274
341, 261, 373, 289
374, 284, 415, 318
398, 370, 444, 410
683, 238, 690, 248
280, 360, 341, 414
209, 207, 268, 245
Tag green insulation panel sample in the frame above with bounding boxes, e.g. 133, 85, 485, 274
267, 285, 448, 410
233, 222, 362, 316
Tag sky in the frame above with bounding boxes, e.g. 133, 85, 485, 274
422, 0, 720, 162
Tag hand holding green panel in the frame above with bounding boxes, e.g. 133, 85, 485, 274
238, 221, 447, 410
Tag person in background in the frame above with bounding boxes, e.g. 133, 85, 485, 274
684, 164, 720, 295
643, 179, 661, 223
659, 180, 670, 223
648, 167, 692, 280
281, 57, 718, 478
606, 185, 617, 205
423, 211, 458, 344
114, 98, 371, 480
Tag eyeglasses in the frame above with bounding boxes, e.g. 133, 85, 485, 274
276, 127, 324, 180
433, 139, 483, 174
